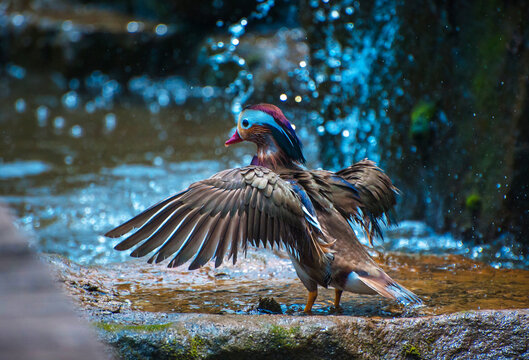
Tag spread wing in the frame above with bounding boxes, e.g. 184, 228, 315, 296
105, 166, 330, 270
335, 159, 399, 244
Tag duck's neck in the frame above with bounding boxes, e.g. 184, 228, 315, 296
251, 139, 300, 170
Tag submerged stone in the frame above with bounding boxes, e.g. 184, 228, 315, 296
256, 297, 283, 314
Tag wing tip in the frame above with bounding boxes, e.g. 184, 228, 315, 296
113, 242, 129, 251
105, 228, 124, 238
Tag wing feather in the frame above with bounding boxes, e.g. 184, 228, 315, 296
335, 159, 399, 244
107, 166, 330, 270
113, 201, 182, 250
105, 193, 183, 238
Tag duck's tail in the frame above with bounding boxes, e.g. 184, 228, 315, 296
358, 272, 422, 306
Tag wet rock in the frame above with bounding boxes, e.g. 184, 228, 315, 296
256, 297, 283, 314
94, 310, 529, 359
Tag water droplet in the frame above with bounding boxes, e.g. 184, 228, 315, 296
202, 86, 214, 98
62, 91, 79, 109
127, 21, 141, 33
153, 156, 163, 166
330, 10, 340, 19
216, 20, 224, 27
155, 24, 168, 36
53, 116, 65, 129
149, 103, 160, 114
70, 125, 83, 138
6, 64, 26, 79
69, 78, 80, 90
12, 13, 25, 27
325, 121, 340, 135
315, 9, 326, 22
85, 101, 96, 113
15, 98, 26, 113
342, 130, 350, 137
231, 38, 239, 46
157, 90, 170, 107
102, 80, 120, 100
36, 105, 49, 126
104, 113, 117, 132
279, 94, 288, 101
62, 20, 73, 32
294, 95, 302, 103
299, 60, 307, 68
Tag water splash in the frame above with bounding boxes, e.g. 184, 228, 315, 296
306, 0, 400, 167
203, 0, 276, 114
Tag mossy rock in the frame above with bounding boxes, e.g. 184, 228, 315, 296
93, 311, 529, 359
403, 343, 422, 359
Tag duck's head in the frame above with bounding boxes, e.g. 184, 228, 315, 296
225, 103, 305, 166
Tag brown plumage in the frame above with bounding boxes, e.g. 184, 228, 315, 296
106, 103, 421, 312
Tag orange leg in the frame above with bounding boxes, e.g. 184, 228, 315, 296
304, 290, 318, 314
334, 289, 343, 309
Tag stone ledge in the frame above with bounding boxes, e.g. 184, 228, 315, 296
93, 310, 529, 360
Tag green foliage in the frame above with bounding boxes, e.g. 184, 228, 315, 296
268, 325, 301, 349
94, 322, 171, 332
410, 100, 435, 138
471, 0, 507, 107
403, 343, 422, 359
188, 335, 206, 359
465, 194, 483, 212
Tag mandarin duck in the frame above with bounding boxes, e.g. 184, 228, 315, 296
105, 103, 421, 313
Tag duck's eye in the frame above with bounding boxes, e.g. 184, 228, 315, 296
241, 119, 250, 128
